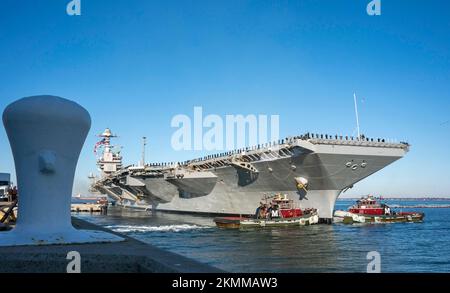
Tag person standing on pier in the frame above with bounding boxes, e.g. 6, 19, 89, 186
8, 186, 17, 202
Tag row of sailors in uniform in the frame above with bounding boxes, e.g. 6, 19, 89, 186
144, 133, 400, 168
303, 133, 388, 143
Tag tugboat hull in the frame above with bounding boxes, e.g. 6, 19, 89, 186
334, 211, 424, 224
214, 212, 319, 229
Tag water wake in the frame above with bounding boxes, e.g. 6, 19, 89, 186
106, 224, 212, 233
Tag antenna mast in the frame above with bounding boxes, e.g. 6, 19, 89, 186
141, 136, 147, 166
353, 92, 361, 140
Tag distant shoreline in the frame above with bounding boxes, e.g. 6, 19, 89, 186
338, 197, 450, 201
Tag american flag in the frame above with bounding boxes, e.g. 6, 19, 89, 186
94, 138, 106, 154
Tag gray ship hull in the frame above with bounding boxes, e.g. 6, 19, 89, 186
93, 136, 408, 220
154, 152, 403, 219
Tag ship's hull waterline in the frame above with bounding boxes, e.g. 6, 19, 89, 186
92, 134, 408, 221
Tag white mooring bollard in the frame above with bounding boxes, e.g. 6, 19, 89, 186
0, 95, 123, 246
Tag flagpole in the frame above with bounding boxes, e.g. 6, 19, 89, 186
353, 92, 361, 140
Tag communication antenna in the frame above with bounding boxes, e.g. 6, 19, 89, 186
353, 92, 361, 140
141, 136, 147, 166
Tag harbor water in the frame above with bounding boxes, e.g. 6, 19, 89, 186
75, 200, 450, 272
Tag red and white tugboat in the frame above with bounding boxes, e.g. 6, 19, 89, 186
334, 195, 424, 224
214, 193, 319, 229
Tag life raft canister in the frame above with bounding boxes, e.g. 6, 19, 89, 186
295, 177, 308, 191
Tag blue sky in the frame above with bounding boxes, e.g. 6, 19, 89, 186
0, 0, 449, 197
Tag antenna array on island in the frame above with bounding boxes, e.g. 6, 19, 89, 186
141, 136, 147, 167
353, 92, 361, 140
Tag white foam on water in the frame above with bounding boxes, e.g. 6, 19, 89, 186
106, 224, 212, 233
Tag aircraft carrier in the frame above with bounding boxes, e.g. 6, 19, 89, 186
90, 128, 409, 222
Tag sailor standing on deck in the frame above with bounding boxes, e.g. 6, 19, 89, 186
255, 202, 265, 219
266, 203, 273, 219
385, 206, 391, 215
271, 205, 280, 219
8, 186, 17, 202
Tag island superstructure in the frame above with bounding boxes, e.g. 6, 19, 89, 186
90, 128, 409, 223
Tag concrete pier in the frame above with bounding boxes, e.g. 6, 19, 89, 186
0, 217, 221, 273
